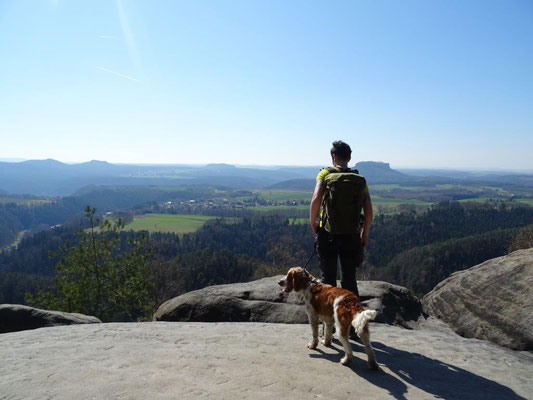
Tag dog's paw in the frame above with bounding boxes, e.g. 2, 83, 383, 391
321, 339, 332, 347
368, 361, 380, 371
307, 340, 318, 350
340, 356, 352, 366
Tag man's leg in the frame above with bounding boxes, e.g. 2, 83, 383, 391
338, 234, 363, 297
339, 234, 364, 340
316, 229, 338, 287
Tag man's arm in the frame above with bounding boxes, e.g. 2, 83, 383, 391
361, 191, 373, 248
310, 180, 325, 234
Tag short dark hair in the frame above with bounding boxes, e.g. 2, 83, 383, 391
330, 140, 352, 161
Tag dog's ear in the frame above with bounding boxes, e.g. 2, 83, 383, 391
285, 270, 295, 292
293, 269, 308, 291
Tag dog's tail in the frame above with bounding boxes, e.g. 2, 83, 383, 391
352, 309, 377, 336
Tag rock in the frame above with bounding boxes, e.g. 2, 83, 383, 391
0, 304, 101, 334
153, 276, 308, 324
153, 276, 424, 328
0, 322, 531, 400
422, 248, 533, 351
358, 280, 424, 328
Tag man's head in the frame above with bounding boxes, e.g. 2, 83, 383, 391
330, 140, 352, 164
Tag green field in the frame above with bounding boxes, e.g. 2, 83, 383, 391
458, 197, 499, 203
248, 204, 309, 211
515, 198, 533, 206
0, 196, 52, 205
289, 218, 307, 225
124, 214, 216, 234
371, 195, 430, 205
252, 190, 312, 202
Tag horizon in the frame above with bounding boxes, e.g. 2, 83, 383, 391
1, 1, 532, 169
2, 156, 533, 174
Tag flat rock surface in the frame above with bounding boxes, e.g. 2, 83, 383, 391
1, 322, 532, 400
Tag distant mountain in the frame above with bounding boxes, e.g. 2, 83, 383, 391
267, 179, 316, 190
0, 159, 315, 196
3, 158, 531, 196
70, 160, 119, 173
400, 168, 533, 187
355, 161, 410, 184
204, 163, 237, 170
266, 161, 410, 190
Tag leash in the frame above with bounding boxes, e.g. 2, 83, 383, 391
302, 248, 316, 271
302, 238, 320, 284
302, 237, 317, 272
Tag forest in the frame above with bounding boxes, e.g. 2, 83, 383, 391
1, 201, 532, 315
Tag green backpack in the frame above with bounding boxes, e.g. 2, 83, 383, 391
320, 167, 367, 234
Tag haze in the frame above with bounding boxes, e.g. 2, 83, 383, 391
1, 0, 532, 169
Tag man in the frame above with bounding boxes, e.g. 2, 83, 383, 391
309, 140, 373, 297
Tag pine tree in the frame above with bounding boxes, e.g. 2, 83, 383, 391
26, 206, 154, 321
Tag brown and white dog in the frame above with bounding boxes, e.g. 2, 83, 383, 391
278, 267, 379, 369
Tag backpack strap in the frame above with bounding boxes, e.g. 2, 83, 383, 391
319, 167, 341, 229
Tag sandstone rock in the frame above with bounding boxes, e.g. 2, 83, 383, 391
153, 276, 423, 328
153, 276, 308, 324
0, 304, 101, 334
358, 280, 423, 328
0, 322, 531, 400
422, 248, 533, 351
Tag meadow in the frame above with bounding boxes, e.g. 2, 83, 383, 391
124, 214, 216, 234
242, 186, 533, 215
251, 190, 312, 202
0, 196, 52, 206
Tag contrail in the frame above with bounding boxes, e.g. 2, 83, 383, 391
116, 0, 141, 73
96, 66, 140, 83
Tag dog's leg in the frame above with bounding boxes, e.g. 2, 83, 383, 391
360, 325, 379, 370
334, 316, 352, 366
321, 320, 334, 347
307, 314, 319, 349
338, 330, 352, 365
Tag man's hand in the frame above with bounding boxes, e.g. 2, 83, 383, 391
360, 232, 369, 248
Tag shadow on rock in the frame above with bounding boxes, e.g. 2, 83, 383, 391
311, 340, 526, 400
310, 340, 408, 400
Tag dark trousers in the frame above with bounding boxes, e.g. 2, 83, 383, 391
316, 229, 363, 297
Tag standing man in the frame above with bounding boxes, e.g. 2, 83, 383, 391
310, 140, 373, 297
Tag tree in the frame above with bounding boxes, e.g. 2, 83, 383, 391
509, 224, 533, 252
26, 206, 154, 321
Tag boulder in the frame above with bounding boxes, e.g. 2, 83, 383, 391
153, 276, 308, 324
0, 304, 101, 334
358, 280, 424, 328
422, 248, 533, 351
153, 276, 423, 328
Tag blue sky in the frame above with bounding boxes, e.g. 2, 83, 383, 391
1, 0, 532, 169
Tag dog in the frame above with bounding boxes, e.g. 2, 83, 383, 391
278, 267, 379, 369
